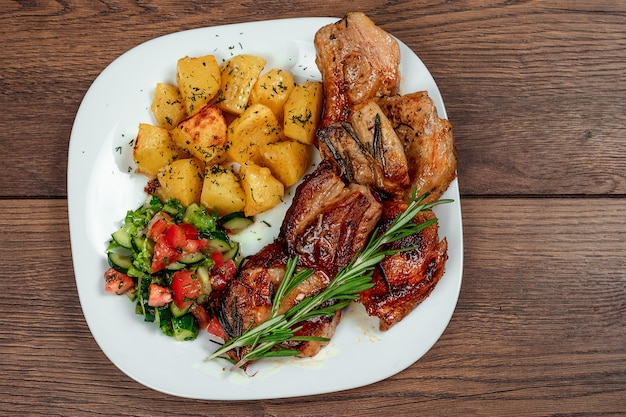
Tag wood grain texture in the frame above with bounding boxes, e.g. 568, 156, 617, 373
1, 1, 625, 196
0, 198, 623, 416
1, 0, 625, 415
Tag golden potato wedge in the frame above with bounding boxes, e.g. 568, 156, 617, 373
133, 123, 187, 178
260, 140, 310, 187
240, 162, 284, 217
170, 104, 227, 164
216, 55, 266, 115
156, 158, 205, 207
283, 81, 323, 145
176, 55, 221, 115
200, 164, 246, 216
225, 103, 282, 165
150, 83, 187, 129
249, 68, 295, 122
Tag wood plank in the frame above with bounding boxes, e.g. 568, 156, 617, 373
0, 197, 623, 415
1, 2, 625, 197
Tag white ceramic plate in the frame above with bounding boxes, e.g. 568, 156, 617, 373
68, 17, 463, 400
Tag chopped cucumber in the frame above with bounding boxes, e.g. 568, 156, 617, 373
205, 230, 231, 252
111, 223, 133, 249
108, 252, 133, 273
169, 301, 190, 318
220, 212, 253, 232
222, 240, 240, 262
178, 251, 206, 265
172, 314, 198, 341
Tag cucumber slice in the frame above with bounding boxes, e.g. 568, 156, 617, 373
172, 314, 198, 341
111, 223, 133, 249
107, 252, 133, 273
222, 240, 240, 262
178, 251, 206, 265
205, 230, 232, 252
220, 212, 253, 232
169, 301, 190, 318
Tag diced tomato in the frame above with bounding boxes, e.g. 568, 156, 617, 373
183, 237, 208, 253
147, 283, 172, 307
211, 251, 224, 267
151, 234, 182, 273
170, 270, 202, 310
165, 224, 187, 249
104, 268, 134, 295
146, 211, 173, 239
206, 316, 226, 340
190, 304, 210, 330
210, 259, 237, 291
179, 223, 199, 240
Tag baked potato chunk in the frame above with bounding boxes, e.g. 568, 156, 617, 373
283, 81, 323, 145
200, 164, 246, 216
151, 83, 187, 129
225, 103, 282, 165
176, 55, 221, 115
249, 68, 295, 123
156, 158, 205, 207
240, 162, 284, 217
170, 104, 227, 164
133, 123, 186, 178
260, 140, 310, 187
217, 55, 266, 115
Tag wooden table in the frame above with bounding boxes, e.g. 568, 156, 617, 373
2, 1, 624, 415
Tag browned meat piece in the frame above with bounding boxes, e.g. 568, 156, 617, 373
359, 200, 448, 330
318, 100, 410, 198
376, 91, 457, 203
281, 160, 382, 278
219, 161, 383, 362
314, 12, 401, 127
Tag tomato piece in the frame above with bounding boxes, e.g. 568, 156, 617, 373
179, 223, 199, 240
183, 238, 208, 253
165, 224, 187, 249
146, 212, 173, 239
211, 251, 224, 267
206, 316, 226, 340
147, 283, 172, 307
211, 259, 237, 291
104, 268, 134, 295
190, 304, 210, 331
151, 235, 182, 273
170, 270, 202, 310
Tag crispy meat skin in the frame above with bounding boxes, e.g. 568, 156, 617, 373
318, 100, 410, 198
219, 161, 382, 361
314, 12, 401, 127
359, 201, 448, 330
376, 92, 457, 203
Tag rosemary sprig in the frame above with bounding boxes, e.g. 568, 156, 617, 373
205, 191, 452, 369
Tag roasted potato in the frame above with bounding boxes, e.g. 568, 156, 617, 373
283, 81, 323, 145
240, 162, 284, 217
249, 68, 295, 123
216, 55, 266, 115
170, 104, 227, 164
225, 103, 282, 165
156, 158, 205, 207
260, 140, 310, 187
150, 83, 187, 130
176, 55, 221, 115
133, 123, 187, 178
200, 164, 246, 216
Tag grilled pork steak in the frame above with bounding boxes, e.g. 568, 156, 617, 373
318, 100, 410, 198
376, 92, 457, 203
314, 12, 401, 127
359, 201, 448, 330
